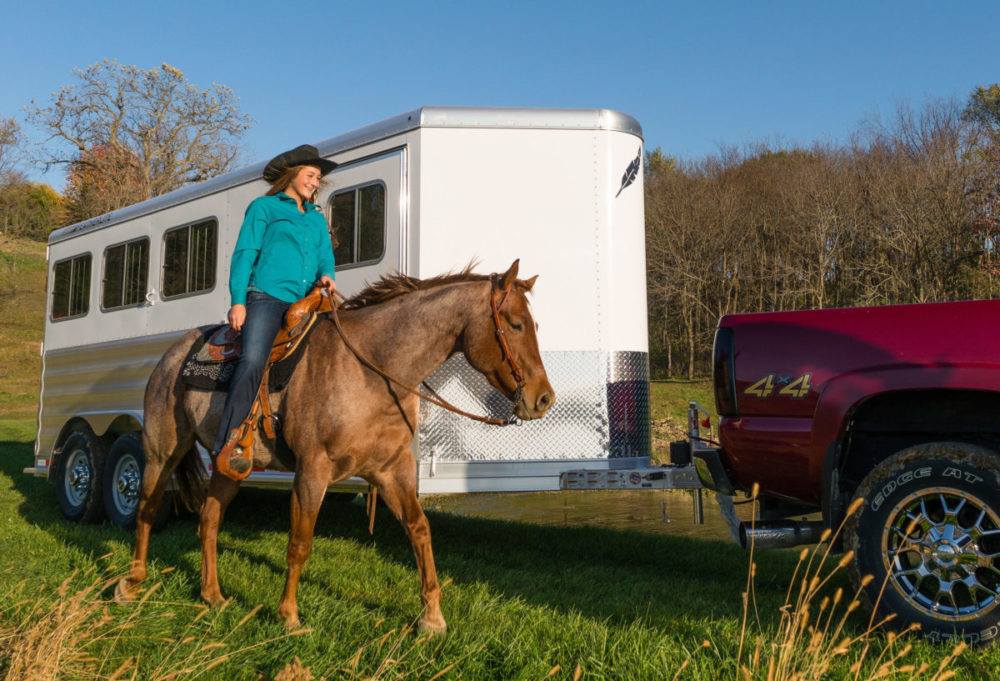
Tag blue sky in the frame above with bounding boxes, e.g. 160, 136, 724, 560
2, 1, 998, 188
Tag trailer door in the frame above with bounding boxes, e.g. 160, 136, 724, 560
321, 149, 406, 294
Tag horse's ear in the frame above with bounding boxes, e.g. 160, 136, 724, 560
521, 274, 538, 291
501, 259, 520, 290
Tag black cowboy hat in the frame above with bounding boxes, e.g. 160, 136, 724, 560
262, 144, 338, 183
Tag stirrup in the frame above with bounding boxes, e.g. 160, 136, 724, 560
214, 430, 254, 481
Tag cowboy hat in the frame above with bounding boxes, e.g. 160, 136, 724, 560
262, 144, 338, 183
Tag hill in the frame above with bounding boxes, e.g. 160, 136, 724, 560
0, 236, 46, 419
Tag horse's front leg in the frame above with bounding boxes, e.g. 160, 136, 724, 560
199, 471, 241, 606
278, 454, 332, 629
373, 450, 447, 636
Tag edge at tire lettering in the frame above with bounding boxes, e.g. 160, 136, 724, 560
871, 466, 932, 512
943, 466, 984, 484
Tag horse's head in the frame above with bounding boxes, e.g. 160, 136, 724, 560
462, 260, 555, 421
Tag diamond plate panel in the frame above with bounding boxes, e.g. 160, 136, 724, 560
609, 350, 651, 383
418, 351, 650, 462
607, 351, 651, 458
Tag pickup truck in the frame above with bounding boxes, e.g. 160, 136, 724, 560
681, 299, 1000, 645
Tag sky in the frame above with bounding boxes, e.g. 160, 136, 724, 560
2, 1, 998, 189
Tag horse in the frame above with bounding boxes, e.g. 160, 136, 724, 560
114, 260, 555, 635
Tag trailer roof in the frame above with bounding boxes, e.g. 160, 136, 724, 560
48, 106, 642, 245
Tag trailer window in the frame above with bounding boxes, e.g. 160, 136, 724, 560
102, 237, 149, 310
51, 253, 92, 320
162, 219, 217, 299
329, 182, 385, 268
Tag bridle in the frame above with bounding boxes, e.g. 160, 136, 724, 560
327, 274, 528, 426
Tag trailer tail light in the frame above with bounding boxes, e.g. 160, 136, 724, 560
713, 327, 738, 417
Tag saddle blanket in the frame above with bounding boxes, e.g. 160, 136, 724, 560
180, 321, 319, 392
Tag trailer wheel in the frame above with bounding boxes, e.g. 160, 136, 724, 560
54, 430, 106, 523
102, 433, 171, 531
845, 442, 1000, 645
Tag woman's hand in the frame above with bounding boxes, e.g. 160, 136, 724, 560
228, 304, 247, 332
319, 275, 336, 296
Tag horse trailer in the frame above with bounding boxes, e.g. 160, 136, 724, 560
26, 106, 670, 526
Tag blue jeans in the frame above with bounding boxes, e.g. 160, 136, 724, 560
212, 291, 291, 454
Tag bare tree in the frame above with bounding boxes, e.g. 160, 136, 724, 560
644, 88, 1000, 378
0, 117, 21, 183
28, 60, 251, 221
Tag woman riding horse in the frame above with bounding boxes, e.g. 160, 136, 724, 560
116, 151, 556, 634
212, 145, 338, 471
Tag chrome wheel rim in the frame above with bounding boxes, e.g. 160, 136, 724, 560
111, 453, 141, 517
63, 448, 91, 507
883, 487, 1000, 621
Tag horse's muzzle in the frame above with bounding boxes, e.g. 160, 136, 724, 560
514, 385, 556, 421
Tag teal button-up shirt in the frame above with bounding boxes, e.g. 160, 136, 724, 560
228, 192, 336, 305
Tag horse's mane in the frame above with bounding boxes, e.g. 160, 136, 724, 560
341, 264, 490, 310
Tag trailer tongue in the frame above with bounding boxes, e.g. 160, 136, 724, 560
558, 402, 742, 542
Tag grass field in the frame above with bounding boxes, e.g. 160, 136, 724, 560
0, 236, 46, 420
0, 237, 992, 678
0, 417, 991, 679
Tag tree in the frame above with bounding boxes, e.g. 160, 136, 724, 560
28, 60, 251, 221
0, 180, 64, 240
0, 117, 21, 182
643, 94, 999, 379
962, 84, 1000, 254
62, 144, 146, 225
963, 84, 1000, 138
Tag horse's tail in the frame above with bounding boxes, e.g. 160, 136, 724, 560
173, 448, 207, 512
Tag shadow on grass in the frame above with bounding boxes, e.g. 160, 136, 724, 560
4, 436, 809, 635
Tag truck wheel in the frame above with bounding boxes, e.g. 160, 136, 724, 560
102, 433, 171, 531
845, 442, 1000, 645
54, 430, 106, 523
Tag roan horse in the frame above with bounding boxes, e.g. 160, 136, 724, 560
115, 260, 555, 634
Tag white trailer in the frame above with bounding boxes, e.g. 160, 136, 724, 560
27, 106, 683, 527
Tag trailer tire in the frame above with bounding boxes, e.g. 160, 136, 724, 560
54, 430, 106, 523
845, 442, 1000, 645
102, 433, 171, 531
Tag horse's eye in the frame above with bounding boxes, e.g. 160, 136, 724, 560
510, 321, 523, 332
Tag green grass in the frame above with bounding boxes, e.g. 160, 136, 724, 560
0, 237, 46, 420
0, 236, 990, 678
1, 418, 995, 679
650, 380, 715, 423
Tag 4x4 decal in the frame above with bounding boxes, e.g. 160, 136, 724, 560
744, 373, 812, 398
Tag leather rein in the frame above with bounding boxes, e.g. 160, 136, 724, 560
327, 274, 526, 426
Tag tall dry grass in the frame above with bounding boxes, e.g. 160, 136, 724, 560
0, 560, 309, 681
0, 561, 462, 681
671, 486, 966, 680
0, 499, 970, 680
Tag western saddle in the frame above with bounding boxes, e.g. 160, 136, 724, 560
215, 285, 335, 481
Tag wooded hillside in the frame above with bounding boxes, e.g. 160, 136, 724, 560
645, 89, 1000, 378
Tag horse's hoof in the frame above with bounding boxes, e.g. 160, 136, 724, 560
114, 578, 137, 604
281, 614, 302, 632
417, 617, 447, 638
201, 592, 227, 608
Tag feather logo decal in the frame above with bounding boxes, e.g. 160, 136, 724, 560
615, 146, 642, 198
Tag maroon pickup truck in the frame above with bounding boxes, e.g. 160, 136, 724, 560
682, 299, 1000, 644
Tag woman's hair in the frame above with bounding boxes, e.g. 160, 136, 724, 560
265, 164, 339, 247
265, 165, 327, 203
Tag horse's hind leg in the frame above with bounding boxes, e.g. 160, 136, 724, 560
199, 470, 241, 606
277, 454, 332, 629
373, 450, 447, 636
116, 432, 192, 602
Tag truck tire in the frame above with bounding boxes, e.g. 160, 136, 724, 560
54, 430, 106, 523
845, 442, 1000, 645
101, 433, 172, 531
